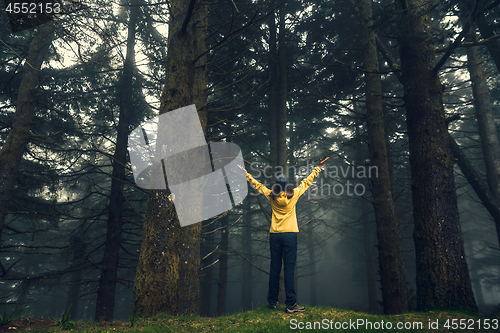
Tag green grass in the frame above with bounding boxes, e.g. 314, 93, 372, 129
9, 305, 499, 332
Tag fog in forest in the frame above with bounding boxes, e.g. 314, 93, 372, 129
0, 0, 499, 326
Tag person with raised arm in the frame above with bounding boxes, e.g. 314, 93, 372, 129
238, 157, 329, 313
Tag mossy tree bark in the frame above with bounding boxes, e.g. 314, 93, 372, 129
131, 0, 207, 317
0, 22, 55, 244
395, 0, 477, 312
359, 0, 408, 314
95, 0, 139, 321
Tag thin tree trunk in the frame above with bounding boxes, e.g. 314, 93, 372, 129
362, 199, 379, 313
216, 213, 228, 316
466, 35, 500, 245
267, 3, 288, 305
277, 6, 287, 174
449, 134, 500, 231
395, 0, 477, 312
131, 0, 207, 317
359, 0, 407, 314
307, 218, 317, 305
355, 125, 379, 313
95, 0, 138, 321
0, 22, 55, 243
277, 5, 289, 304
241, 197, 252, 311
200, 217, 215, 317
268, 8, 278, 175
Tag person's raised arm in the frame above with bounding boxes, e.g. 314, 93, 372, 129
237, 164, 248, 175
295, 157, 330, 197
238, 164, 271, 197
318, 157, 329, 168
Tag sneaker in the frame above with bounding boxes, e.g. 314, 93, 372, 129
268, 302, 278, 309
286, 303, 305, 313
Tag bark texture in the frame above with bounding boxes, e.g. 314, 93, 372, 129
131, 0, 207, 317
395, 0, 477, 312
359, 0, 407, 314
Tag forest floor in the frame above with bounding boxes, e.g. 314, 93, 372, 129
0, 304, 498, 332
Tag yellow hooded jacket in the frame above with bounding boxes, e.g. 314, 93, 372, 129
246, 167, 322, 233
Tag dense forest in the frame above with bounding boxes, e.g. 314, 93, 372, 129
0, 0, 499, 323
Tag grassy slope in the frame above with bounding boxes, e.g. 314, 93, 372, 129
8, 305, 499, 332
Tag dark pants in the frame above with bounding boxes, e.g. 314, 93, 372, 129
268, 232, 297, 306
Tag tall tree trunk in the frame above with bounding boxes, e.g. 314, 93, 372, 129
216, 213, 228, 316
267, 3, 288, 305
0, 22, 55, 243
395, 0, 477, 312
277, 5, 289, 305
466, 35, 500, 245
216, 124, 235, 316
268, 2, 287, 177
95, 0, 138, 321
268, 8, 278, 175
277, 5, 287, 174
131, 0, 207, 317
359, 0, 407, 314
354, 125, 380, 313
355, 126, 379, 314
240, 197, 252, 311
